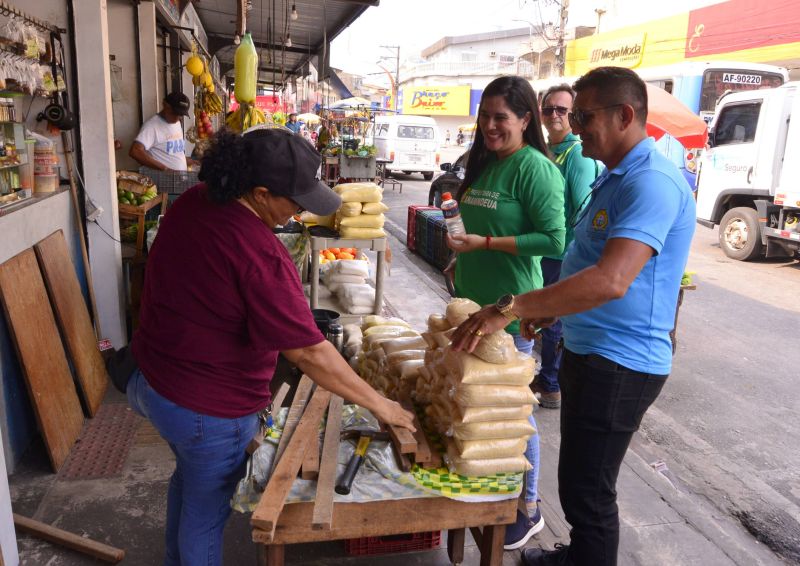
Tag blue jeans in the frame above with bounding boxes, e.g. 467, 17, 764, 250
511, 333, 540, 505
538, 257, 563, 393
127, 369, 259, 566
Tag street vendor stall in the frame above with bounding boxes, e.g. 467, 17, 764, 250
319, 104, 382, 185
238, 299, 539, 565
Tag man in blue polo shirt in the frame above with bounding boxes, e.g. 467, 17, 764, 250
448, 67, 696, 566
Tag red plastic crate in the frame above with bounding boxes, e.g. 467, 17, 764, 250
407, 205, 438, 250
344, 530, 442, 556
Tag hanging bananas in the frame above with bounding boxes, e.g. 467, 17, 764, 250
195, 88, 224, 115
225, 103, 271, 133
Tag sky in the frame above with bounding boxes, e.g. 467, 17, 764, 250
330, 0, 721, 84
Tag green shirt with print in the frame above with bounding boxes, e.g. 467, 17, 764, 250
455, 145, 565, 334
545, 133, 599, 260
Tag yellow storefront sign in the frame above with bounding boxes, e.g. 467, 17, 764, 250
402, 86, 471, 116
566, 14, 689, 76
587, 34, 646, 69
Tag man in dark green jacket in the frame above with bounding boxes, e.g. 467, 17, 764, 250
536, 84, 601, 408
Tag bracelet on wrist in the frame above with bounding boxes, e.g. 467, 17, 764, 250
485, 235, 492, 250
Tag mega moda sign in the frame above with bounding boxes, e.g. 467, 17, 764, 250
686, 0, 800, 58
401, 86, 471, 116
588, 35, 646, 68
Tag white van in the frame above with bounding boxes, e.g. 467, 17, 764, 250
373, 115, 440, 180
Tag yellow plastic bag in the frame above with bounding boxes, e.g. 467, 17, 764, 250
339, 186, 383, 203
451, 383, 536, 407
339, 213, 385, 229
362, 202, 389, 214
442, 348, 535, 386
445, 298, 481, 326
449, 418, 536, 441
339, 227, 386, 239
452, 436, 529, 460
339, 202, 363, 217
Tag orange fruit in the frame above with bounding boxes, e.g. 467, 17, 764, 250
337, 252, 354, 260
324, 251, 336, 261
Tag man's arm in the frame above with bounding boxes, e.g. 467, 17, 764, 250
129, 141, 168, 171
450, 237, 654, 352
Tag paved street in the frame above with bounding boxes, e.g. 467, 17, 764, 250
380, 163, 800, 564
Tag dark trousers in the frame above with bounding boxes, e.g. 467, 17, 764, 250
558, 350, 667, 566
538, 257, 563, 392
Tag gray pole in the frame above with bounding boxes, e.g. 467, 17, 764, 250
557, 0, 570, 76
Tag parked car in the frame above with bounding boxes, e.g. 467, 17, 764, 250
428, 150, 469, 207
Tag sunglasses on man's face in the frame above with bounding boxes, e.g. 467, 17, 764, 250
541, 105, 569, 117
567, 104, 624, 129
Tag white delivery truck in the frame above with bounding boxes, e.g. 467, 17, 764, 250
373, 115, 440, 180
696, 82, 800, 260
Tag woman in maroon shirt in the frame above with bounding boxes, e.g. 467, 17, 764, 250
129, 127, 414, 566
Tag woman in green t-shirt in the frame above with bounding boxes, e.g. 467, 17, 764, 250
446, 75, 566, 550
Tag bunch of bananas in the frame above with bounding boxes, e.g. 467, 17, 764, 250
225, 103, 271, 133
196, 89, 223, 115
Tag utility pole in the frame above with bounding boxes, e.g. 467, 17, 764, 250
556, 0, 569, 76
380, 45, 400, 111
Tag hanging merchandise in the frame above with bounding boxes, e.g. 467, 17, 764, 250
36, 32, 74, 131
226, 33, 270, 133
185, 43, 223, 144
234, 32, 258, 104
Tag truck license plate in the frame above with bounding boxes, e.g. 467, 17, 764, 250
407, 154, 422, 162
722, 73, 762, 85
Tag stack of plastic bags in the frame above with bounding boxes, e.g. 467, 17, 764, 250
351, 315, 426, 398
333, 182, 388, 239
320, 259, 379, 315
416, 298, 537, 477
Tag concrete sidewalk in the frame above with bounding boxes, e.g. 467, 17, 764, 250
8, 220, 784, 565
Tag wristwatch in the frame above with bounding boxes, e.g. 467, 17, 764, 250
495, 293, 519, 322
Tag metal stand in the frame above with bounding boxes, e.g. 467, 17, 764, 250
309, 236, 386, 315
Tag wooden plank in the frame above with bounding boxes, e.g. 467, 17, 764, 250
253, 496, 517, 544
387, 422, 417, 454
0, 250, 84, 471
447, 528, 466, 565
311, 395, 344, 530
271, 382, 291, 411
270, 375, 313, 474
251, 386, 332, 539
248, 382, 294, 455
300, 429, 320, 480
34, 231, 108, 417
14, 513, 125, 563
265, 544, 284, 566
479, 524, 505, 566
410, 412, 432, 464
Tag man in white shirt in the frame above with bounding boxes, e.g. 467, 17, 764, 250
130, 92, 195, 172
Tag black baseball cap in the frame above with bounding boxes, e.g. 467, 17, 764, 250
165, 92, 190, 116
243, 128, 341, 216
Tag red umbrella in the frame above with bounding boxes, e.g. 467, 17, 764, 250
645, 83, 708, 148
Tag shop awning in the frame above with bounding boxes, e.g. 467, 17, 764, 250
196, 0, 379, 89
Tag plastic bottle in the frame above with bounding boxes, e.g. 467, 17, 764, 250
234, 33, 258, 104
440, 192, 466, 235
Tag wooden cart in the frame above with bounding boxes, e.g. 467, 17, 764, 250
253, 497, 517, 566
249, 380, 517, 566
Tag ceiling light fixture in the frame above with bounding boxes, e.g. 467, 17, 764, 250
284, 35, 292, 48
234, 34, 241, 45
291, 4, 298, 20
